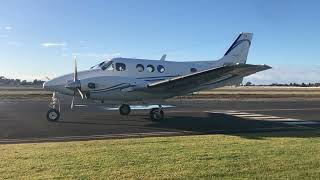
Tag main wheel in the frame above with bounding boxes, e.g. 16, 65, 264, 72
149, 108, 164, 121
47, 109, 60, 122
119, 104, 131, 115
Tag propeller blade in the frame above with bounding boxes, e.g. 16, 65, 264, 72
77, 88, 84, 99
74, 56, 78, 81
71, 95, 75, 109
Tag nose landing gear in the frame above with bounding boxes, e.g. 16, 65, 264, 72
47, 109, 60, 122
46, 92, 61, 122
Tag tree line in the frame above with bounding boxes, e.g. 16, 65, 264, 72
0, 76, 45, 86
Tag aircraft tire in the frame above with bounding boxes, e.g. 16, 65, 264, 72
119, 104, 131, 115
149, 108, 164, 121
47, 109, 60, 122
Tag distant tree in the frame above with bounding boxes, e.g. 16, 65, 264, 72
21, 80, 27, 85
33, 79, 38, 85
31, 79, 45, 86
245, 82, 252, 86
14, 79, 21, 85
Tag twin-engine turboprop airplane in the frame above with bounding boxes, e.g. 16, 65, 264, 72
43, 32, 271, 121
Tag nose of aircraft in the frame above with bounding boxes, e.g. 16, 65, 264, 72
43, 79, 56, 90
43, 75, 75, 95
43, 77, 66, 91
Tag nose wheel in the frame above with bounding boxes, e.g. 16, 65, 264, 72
47, 109, 60, 121
47, 92, 61, 122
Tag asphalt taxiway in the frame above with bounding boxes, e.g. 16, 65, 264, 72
0, 98, 320, 143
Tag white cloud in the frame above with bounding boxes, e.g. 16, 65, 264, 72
244, 65, 320, 84
4, 26, 12, 30
41, 42, 66, 48
7, 41, 22, 46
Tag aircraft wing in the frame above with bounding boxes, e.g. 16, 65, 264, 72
147, 64, 271, 92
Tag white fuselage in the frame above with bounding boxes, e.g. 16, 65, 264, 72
43, 57, 224, 103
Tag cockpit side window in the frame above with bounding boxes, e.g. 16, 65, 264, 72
106, 63, 114, 71
115, 63, 126, 71
101, 61, 114, 71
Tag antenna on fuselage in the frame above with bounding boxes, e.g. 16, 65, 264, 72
160, 54, 166, 61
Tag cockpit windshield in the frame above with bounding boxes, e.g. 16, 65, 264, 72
90, 61, 104, 69
90, 60, 114, 70
101, 61, 114, 70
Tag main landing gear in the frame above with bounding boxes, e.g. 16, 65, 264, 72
149, 106, 164, 121
119, 104, 131, 115
119, 104, 165, 121
119, 104, 164, 121
46, 92, 61, 122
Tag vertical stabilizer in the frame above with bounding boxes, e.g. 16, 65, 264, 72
220, 32, 253, 65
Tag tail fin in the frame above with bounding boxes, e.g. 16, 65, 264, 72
220, 32, 253, 66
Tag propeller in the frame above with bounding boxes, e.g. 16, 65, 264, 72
65, 56, 84, 109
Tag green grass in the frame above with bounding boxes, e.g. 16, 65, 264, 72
1, 131, 320, 179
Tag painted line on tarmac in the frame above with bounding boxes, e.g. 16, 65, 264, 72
1, 126, 315, 144
206, 110, 320, 127
281, 121, 320, 125
231, 107, 320, 112
168, 108, 320, 114
0, 131, 197, 144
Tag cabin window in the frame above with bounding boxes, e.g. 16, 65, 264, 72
157, 65, 165, 73
147, 65, 155, 72
190, 68, 197, 73
136, 64, 144, 72
115, 63, 126, 71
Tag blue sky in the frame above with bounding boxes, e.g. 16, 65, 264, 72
1, 0, 320, 83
